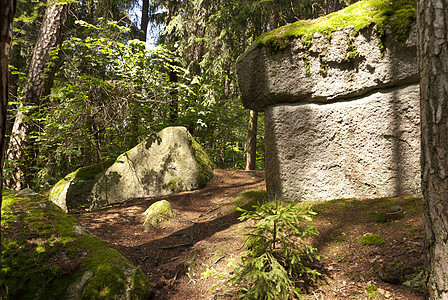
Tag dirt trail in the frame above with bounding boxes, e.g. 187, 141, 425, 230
72, 169, 425, 300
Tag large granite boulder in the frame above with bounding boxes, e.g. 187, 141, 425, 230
50, 126, 214, 211
236, 0, 420, 201
237, 0, 417, 112
1, 190, 152, 299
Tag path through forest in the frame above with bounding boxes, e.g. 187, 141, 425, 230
73, 169, 425, 299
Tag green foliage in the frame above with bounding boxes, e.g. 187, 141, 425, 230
9, 10, 259, 188
10, 0, 373, 188
149, 0, 334, 170
360, 234, 385, 246
229, 201, 323, 299
30, 20, 193, 186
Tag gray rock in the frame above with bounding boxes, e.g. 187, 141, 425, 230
237, 25, 418, 112
89, 126, 214, 209
49, 126, 214, 211
48, 158, 117, 211
237, 16, 421, 201
265, 84, 421, 201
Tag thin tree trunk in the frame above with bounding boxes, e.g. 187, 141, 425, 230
130, 0, 149, 145
417, 0, 448, 298
245, 109, 258, 170
326, 0, 339, 14
166, 0, 179, 124
190, 19, 204, 80
1, 0, 17, 207
6, 0, 68, 189
140, 0, 149, 42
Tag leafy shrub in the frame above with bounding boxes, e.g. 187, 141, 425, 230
228, 201, 323, 299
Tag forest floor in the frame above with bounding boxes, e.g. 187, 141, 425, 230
72, 169, 425, 300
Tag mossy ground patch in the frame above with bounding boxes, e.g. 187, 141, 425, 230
1, 191, 152, 299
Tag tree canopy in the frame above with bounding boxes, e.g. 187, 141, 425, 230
2, 0, 311, 189
5, 0, 353, 190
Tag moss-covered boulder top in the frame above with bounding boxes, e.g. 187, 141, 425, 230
49, 126, 215, 211
236, 0, 417, 111
1, 190, 152, 299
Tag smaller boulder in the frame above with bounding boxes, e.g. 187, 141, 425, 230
143, 200, 175, 231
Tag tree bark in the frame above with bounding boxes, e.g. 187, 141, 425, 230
168, 69, 178, 123
165, 0, 179, 124
190, 14, 205, 80
140, 0, 149, 42
1, 0, 17, 207
245, 109, 258, 170
6, 0, 68, 189
417, 0, 448, 298
326, 0, 339, 14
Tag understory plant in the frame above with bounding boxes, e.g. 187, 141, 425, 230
229, 200, 323, 299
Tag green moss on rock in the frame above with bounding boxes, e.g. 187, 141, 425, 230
1, 191, 152, 299
49, 158, 116, 200
255, 0, 415, 50
190, 137, 215, 188
142, 200, 176, 231
167, 177, 180, 192
75, 158, 116, 181
304, 58, 311, 77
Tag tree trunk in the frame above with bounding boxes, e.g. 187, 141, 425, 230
417, 0, 448, 298
190, 18, 204, 80
140, 0, 149, 42
326, 0, 339, 14
1, 0, 17, 207
165, 0, 179, 124
168, 70, 178, 123
6, 0, 68, 189
245, 109, 258, 170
